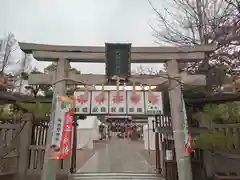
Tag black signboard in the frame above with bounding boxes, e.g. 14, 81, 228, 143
105, 43, 131, 81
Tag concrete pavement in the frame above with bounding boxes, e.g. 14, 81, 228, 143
77, 139, 154, 173
71, 138, 164, 179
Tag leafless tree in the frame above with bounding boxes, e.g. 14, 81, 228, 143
132, 65, 166, 76
149, 0, 238, 45
0, 33, 19, 72
149, 0, 240, 92
0, 33, 17, 91
0, 33, 32, 92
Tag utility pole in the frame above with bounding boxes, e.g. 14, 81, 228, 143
166, 59, 192, 180
41, 58, 68, 180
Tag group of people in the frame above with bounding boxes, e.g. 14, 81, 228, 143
98, 121, 143, 140
98, 122, 133, 140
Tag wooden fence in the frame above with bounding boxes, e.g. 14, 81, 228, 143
27, 120, 69, 176
154, 115, 240, 180
2, 115, 240, 179
0, 122, 20, 176
0, 119, 69, 179
213, 123, 240, 150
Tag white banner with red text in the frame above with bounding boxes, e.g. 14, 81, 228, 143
50, 96, 74, 159
74, 90, 163, 115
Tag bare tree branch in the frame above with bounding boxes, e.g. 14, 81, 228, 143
0, 33, 33, 92
149, 0, 240, 92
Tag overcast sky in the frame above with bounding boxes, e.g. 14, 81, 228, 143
0, 0, 163, 73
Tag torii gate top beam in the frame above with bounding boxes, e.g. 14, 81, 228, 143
19, 42, 216, 53
19, 42, 216, 63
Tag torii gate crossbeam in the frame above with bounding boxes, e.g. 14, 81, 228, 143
19, 42, 215, 63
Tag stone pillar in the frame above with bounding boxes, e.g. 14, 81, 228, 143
166, 59, 192, 180
41, 58, 69, 180
55, 60, 70, 176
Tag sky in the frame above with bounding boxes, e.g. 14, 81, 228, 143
0, 0, 163, 74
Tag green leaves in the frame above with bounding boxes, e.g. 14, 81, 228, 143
194, 102, 240, 125
0, 105, 11, 120
194, 132, 229, 150
0, 102, 52, 123
20, 72, 29, 80
193, 102, 240, 150
20, 102, 51, 118
0, 102, 50, 122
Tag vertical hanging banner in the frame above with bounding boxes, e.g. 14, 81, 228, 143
181, 94, 192, 155
74, 90, 91, 114
50, 96, 74, 159
59, 96, 74, 159
50, 96, 64, 159
145, 90, 163, 115
91, 89, 109, 114
109, 91, 127, 114
126, 90, 145, 115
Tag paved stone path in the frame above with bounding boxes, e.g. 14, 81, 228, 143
70, 173, 163, 179
77, 139, 155, 173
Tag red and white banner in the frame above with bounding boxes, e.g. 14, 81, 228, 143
59, 110, 74, 159
50, 96, 74, 159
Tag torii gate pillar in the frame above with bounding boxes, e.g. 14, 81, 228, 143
41, 58, 70, 180
166, 59, 192, 180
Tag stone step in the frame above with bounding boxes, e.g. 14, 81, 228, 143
70, 172, 164, 180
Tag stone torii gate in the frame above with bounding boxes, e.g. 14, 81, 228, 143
19, 42, 216, 180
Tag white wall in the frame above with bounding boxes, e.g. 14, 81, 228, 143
143, 127, 156, 150
76, 116, 101, 149
77, 129, 94, 149
143, 117, 156, 150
